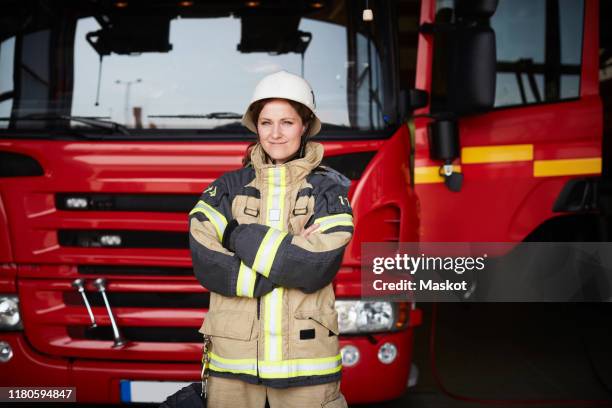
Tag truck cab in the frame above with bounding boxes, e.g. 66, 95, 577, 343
0, 0, 608, 404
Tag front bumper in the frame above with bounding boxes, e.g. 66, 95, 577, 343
0, 322, 419, 404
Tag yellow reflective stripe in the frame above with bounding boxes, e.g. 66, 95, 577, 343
266, 168, 274, 226
259, 366, 341, 378
208, 363, 256, 376
253, 227, 275, 278
189, 200, 227, 241
208, 353, 342, 379
263, 230, 286, 277
414, 165, 462, 184
209, 352, 257, 365
264, 287, 283, 361
252, 228, 287, 278
236, 262, 257, 297
261, 166, 287, 363
534, 158, 602, 177
264, 292, 271, 361
462, 144, 533, 164
314, 213, 354, 232
319, 221, 354, 232
252, 228, 274, 276
266, 167, 286, 230
275, 288, 283, 360
209, 352, 257, 376
278, 168, 286, 230
415, 141, 601, 182
258, 354, 342, 378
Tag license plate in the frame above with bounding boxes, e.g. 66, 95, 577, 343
120, 380, 194, 403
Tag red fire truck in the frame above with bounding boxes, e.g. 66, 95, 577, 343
0, 0, 608, 404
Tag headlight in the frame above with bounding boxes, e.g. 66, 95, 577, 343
335, 300, 394, 334
0, 295, 22, 330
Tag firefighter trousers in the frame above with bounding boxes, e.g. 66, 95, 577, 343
207, 376, 347, 408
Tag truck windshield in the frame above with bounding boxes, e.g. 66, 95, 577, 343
0, 0, 399, 138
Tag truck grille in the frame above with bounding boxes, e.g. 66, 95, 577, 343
78, 265, 194, 276
55, 193, 199, 212
58, 230, 188, 249
67, 326, 202, 343
19, 277, 208, 362
62, 291, 209, 308
5, 142, 253, 364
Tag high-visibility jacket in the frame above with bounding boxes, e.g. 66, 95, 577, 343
189, 141, 353, 388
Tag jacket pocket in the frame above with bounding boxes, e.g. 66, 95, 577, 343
290, 309, 339, 359
294, 310, 340, 336
199, 310, 257, 341
288, 191, 314, 235
243, 195, 260, 218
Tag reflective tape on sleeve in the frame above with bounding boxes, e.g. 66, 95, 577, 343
314, 213, 354, 232
252, 227, 287, 278
189, 200, 228, 241
236, 262, 257, 298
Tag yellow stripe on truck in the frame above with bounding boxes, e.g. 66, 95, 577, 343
534, 158, 602, 177
414, 165, 462, 184
461, 144, 533, 164
414, 139, 601, 183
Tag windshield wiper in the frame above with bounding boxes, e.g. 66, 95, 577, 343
0, 114, 131, 136
148, 112, 242, 120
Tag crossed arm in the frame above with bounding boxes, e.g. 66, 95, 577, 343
189, 177, 353, 297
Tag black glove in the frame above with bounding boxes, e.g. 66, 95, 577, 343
221, 219, 239, 251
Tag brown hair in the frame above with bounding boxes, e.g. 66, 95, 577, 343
242, 98, 314, 166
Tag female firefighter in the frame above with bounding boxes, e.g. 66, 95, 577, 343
188, 70, 353, 408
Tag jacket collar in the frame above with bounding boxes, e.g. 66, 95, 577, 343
250, 142, 324, 185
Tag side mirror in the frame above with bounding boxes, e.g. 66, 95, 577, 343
447, 26, 496, 115
425, 0, 498, 117
428, 119, 463, 192
399, 88, 429, 120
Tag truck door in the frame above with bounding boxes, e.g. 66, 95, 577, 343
414, 0, 600, 242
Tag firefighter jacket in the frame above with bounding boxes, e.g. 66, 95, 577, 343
189, 141, 353, 388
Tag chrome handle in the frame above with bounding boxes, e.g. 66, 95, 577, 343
93, 278, 127, 348
71, 278, 97, 329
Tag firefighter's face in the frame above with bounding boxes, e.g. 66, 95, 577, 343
257, 99, 306, 164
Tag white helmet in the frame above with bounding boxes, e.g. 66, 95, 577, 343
242, 70, 322, 137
